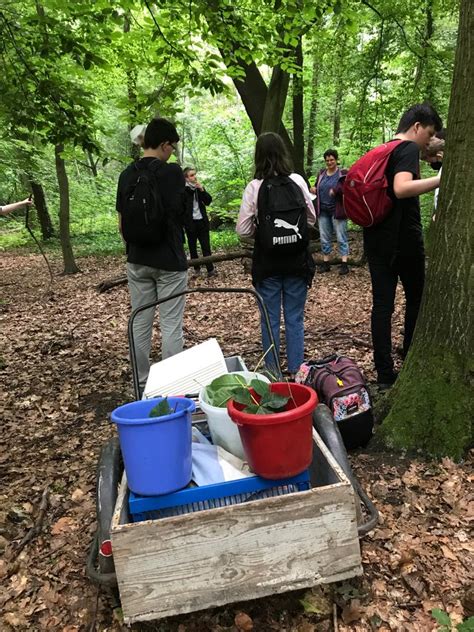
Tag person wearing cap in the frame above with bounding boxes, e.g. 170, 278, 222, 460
116, 117, 187, 395
130, 124, 147, 148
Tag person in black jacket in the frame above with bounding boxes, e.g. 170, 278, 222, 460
116, 117, 188, 394
183, 167, 216, 277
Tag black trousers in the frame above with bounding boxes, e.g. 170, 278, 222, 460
186, 220, 214, 272
367, 254, 425, 381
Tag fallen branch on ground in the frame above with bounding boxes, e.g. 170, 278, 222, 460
9, 486, 49, 560
97, 239, 366, 293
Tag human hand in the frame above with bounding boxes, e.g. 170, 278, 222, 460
196, 181, 203, 190
309, 186, 316, 194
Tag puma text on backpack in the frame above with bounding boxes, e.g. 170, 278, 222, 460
121, 159, 167, 247
342, 140, 404, 227
256, 176, 309, 255
296, 354, 373, 449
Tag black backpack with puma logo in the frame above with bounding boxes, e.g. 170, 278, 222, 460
256, 175, 309, 255
252, 175, 314, 285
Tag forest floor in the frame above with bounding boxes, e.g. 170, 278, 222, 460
1, 234, 473, 632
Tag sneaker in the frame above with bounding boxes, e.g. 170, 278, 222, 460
207, 269, 218, 278
317, 261, 330, 273
339, 263, 349, 275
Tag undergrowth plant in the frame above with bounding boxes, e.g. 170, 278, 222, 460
431, 609, 474, 631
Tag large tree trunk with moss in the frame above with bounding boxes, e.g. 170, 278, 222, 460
378, 0, 473, 460
54, 144, 80, 275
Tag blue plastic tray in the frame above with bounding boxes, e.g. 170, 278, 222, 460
129, 469, 311, 522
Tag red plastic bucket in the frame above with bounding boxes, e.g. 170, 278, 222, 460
227, 382, 318, 479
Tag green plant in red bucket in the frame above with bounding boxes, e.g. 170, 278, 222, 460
227, 382, 318, 479
232, 379, 290, 414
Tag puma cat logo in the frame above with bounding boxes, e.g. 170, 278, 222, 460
273, 218, 302, 245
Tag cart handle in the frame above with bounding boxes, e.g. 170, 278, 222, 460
128, 287, 282, 401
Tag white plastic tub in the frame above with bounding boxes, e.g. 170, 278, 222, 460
198, 372, 269, 460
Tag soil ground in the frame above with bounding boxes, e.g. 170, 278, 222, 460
1, 236, 472, 631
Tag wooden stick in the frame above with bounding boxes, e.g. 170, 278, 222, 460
333, 602, 339, 632
10, 487, 49, 560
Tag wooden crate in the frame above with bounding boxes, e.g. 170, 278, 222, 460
110, 429, 362, 624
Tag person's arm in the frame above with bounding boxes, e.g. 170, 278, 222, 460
393, 172, 440, 199
236, 181, 258, 237
0, 197, 32, 217
199, 188, 212, 206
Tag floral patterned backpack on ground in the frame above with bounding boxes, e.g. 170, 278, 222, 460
296, 354, 373, 449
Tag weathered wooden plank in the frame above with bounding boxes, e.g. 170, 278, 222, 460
110, 430, 362, 623
112, 485, 360, 622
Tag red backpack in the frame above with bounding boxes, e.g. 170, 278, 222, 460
342, 140, 404, 227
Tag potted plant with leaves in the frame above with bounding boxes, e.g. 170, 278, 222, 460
111, 396, 195, 496
227, 380, 318, 479
199, 372, 269, 460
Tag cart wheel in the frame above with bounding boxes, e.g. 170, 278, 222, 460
96, 436, 122, 577
312, 404, 379, 536
87, 437, 122, 593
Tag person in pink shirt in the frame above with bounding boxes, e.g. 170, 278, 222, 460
236, 132, 316, 378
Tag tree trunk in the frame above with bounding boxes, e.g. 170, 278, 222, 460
86, 150, 98, 177
378, 0, 473, 460
261, 66, 290, 133
54, 144, 80, 274
29, 179, 54, 240
333, 81, 343, 147
413, 0, 434, 100
306, 45, 319, 176
203, 2, 301, 171
124, 13, 141, 161
292, 38, 305, 177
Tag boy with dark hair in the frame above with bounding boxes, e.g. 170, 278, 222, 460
364, 103, 442, 387
116, 117, 187, 394
183, 167, 216, 277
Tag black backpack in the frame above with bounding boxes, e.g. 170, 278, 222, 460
121, 159, 167, 247
256, 176, 309, 255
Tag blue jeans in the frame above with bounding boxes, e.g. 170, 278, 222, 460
318, 211, 349, 257
255, 276, 308, 374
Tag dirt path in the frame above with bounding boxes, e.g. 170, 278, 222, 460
1, 245, 472, 631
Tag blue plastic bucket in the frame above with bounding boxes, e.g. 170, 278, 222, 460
111, 397, 195, 496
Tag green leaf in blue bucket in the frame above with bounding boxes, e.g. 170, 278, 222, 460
149, 398, 173, 418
